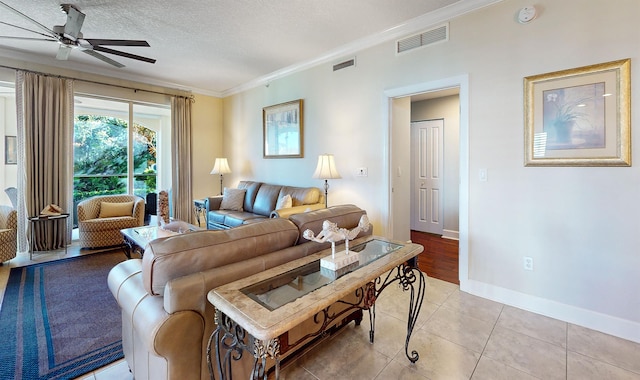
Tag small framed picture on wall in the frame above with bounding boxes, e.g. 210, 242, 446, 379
5, 136, 16, 165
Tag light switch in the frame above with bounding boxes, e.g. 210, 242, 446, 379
479, 168, 488, 182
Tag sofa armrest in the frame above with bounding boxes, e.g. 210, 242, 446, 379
205, 196, 223, 212
270, 203, 325, 219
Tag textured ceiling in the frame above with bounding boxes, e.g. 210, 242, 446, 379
0, 0, 486, 95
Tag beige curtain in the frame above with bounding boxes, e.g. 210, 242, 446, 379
170, 96, 193, 222
16, 71, 73, 251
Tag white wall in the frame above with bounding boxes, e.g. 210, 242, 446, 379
390, 97, 411, 241
0, 88, 17, 205
224, 0, 640, 343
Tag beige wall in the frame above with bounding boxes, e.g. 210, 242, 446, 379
191, 93, 224, 203
222, 0, 640, 343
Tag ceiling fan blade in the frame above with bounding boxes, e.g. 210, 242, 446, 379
0, 21, 55, 39
84, 39, 150, 47
0, 35, 56, 42
63, 5, 85, 39
56, 45, 72, 60
0, 1, 57, 37
92, 45, 156, 64
82, 49, 125, 68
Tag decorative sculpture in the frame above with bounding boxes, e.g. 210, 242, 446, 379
303, 215, 371, 270
158, 190, 170, 225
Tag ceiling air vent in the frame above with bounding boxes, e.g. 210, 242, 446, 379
396, 24, 448, 54
333, 58, 356, 72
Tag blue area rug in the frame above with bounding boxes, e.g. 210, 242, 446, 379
0, 250, 126, 379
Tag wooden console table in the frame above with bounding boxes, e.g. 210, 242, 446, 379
206, 236, 425, 380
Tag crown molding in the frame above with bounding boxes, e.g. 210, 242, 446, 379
222, 0, 502, 97
0, 0, 502, 98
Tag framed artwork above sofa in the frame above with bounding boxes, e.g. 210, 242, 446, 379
263, 99, 304, 158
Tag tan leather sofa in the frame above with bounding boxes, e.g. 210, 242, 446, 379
77, 194, 145, 248
108, 204, 370, 380
205, 181, 325, 229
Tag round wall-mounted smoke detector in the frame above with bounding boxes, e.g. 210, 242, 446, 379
518, 6, 537, 23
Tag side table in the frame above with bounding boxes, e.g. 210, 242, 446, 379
193, 198, 207, 227
28, 213, 70, 260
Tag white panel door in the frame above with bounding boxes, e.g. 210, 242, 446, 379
411, 119, 444, 234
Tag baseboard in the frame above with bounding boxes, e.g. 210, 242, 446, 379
442, 229, 459, 240
460, 279, 640, 344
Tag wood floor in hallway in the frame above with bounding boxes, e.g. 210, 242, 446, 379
411, 230, 459, 285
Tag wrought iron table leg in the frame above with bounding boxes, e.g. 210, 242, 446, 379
372, 263, 426, 363
368, 304, 376, 343
207, 310, 281, 380
403, 266, 426, 363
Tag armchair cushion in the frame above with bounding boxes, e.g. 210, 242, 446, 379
99, 201, 134, 218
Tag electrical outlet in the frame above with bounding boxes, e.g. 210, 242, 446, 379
356, 167, 368, 177
523, 256, 533, 271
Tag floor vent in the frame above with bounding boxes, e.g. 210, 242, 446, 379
333, 58, 356, 71
396, 24, 448, 54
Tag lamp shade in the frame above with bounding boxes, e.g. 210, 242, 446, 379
312, 154, 341, 179
210, 158, 232, 175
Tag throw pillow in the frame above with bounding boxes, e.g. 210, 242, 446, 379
276, 194, 292, 209
220, 188, 246, 211
99, 201, 134, 218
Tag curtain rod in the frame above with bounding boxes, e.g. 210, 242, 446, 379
0, 63, 194, 101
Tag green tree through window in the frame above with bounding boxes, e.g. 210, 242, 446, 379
73, 115, 157, 224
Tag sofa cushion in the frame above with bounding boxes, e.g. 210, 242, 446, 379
276, 194, 292, 209
142, 218, 299, 295
253, 184, 282, 216
220, 188, 246, 211
238, 181, 262, 213
223, 212, 267, 227
99, 201, 134, 218
280, 186, 321, 206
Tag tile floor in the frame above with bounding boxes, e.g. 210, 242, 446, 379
2, 241, 640, 380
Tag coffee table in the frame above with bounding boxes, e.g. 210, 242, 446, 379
206, 236, 425, 380
120, 223, 200, 258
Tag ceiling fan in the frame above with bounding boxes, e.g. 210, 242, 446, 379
0, 1, 155, 68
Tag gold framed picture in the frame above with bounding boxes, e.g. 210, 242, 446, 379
524, 59, 630, 166
263, 99, 303, 159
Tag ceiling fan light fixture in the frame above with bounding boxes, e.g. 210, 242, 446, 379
0, 2, 155, 68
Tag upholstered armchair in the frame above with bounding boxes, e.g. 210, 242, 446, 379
77, 194, 145, 249
0, 205, 17, 263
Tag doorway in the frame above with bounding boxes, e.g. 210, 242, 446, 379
385, 75, 469, 287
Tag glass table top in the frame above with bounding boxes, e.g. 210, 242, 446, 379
242, 239, 403, 311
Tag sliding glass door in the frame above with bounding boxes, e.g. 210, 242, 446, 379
73, 96, 170, 225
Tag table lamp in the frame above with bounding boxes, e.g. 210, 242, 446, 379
312, 154, 341, 208
210, 158, 232, 195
